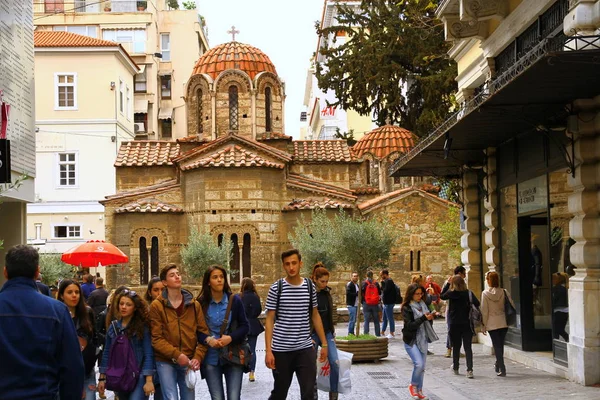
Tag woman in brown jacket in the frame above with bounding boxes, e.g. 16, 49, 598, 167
149, 264, 210, 400
481, 271, 515, 377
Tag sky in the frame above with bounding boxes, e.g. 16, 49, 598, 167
196, 0, 324, 138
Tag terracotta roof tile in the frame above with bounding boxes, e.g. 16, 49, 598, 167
102, 180, 180, 203
256, 132, 292, 141
287, 173, 356, 202
115, 198, 184, 214
176, 135, 211, 144
115, 141, 181, 167
352, 187, 381, 195
192, 42, 277, 79
283, 198, 354, 211
352, 125, 416, 159
35, 31, 119, 48
292, 140, 357, 163
358, 187, 456, 213
181, 144, 285, 170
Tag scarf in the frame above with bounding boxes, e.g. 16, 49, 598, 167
410, 300, 429, 354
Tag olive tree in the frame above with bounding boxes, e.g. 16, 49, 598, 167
181, 227, 232, 281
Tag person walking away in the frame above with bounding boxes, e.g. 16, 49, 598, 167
481, 271, 515, 377
345, 272, 359, 336
149, 264, 210, 400
402, 283, 435, 400
443, 266, 466, 358
81, 274, 96, 300
35, 272, 51, 296
88, 277, 109, 315
238, 277, 264, 382
264, 249, 328, 400
197, 265, 249, 400
361, 270, 382, 336
57, 279, 99, 399
441, 274, 479, 378
0, 244, 84, 400
551, 272, 569, 342
380, 269, 397, 339
312, 263, 340, 400
98, 288, 155, 399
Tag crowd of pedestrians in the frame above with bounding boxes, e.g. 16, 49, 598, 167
1, 243, 520, 400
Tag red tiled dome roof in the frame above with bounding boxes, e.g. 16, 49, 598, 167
192, 42, 277, 80
352, 125, 416, 159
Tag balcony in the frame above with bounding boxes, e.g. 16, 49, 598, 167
34, 1, 149, 14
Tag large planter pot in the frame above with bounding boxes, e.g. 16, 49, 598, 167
335, 337, 388, 362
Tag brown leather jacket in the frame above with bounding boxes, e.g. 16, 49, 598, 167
149, 288, 209, 363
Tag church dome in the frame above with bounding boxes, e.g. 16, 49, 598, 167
192, 41, 277, 80
352, 125, 416, 159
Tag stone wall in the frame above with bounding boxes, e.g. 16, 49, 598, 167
116, 166, 176, 191
215, 71, 253, 138
185, 74, 212, 138
289, 164, 353, 189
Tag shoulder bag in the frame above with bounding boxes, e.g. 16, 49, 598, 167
219, 294, 252, 372
503, 289, 517, 326
468, 291, 483, 330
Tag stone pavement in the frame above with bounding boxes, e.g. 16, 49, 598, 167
102, 320, 599, 399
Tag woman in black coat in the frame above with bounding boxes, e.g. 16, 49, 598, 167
238, 277, 264, 382
440, 274, 480, 379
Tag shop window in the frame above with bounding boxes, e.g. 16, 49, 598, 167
229, 85, 239, 131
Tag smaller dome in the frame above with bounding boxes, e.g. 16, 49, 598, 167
192, 41, 277, 80
352, 125, 415, 159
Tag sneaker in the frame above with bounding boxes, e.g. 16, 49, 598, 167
249, 371, 255, 382
382, 331, 386, 336
417, 391, 429, 400
408, 384, 419, 399
386, 334, 394, 339
427, 350, 434, 355
466, 370, 474, 379
445, 348, 452, 358
452, 367, 459, 375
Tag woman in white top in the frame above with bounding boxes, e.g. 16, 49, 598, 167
481, 271, 515, 377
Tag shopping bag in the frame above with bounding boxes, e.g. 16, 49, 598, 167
185, 368, 198, 389
316, 349, 353, 394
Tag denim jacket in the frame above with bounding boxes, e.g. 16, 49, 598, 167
0, 277, 84, 400
99, 320, 155, 377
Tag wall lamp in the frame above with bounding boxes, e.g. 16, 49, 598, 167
110, 81, 115, 90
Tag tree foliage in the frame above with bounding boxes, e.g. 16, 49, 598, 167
315, 0, 457, 135
288, 210, 339, 274
436, 205, 462, 262
182, 1, 196, 10
167, 0, 179, 10
181, 227, 233, 281
39, 253, 76, 286
334, 128, 357, 147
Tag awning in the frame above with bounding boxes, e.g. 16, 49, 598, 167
158, 69, 173, 76
158, 107, 173, 120
134, 99, 148, 114
390, 36, 600, 177
100, 23, 148, 30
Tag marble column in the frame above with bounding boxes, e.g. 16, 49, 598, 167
461, 169, 483, 294
484, 148, 500, 279
564, 0, 600, 36
566, 96, 600, 386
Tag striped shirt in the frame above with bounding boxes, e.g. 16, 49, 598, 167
266, 278, 317, 352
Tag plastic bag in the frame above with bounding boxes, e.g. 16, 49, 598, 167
185, 368, 198, 389
316, 349, 353, 394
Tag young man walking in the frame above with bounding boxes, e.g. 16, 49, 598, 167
264, 249, 328, 400
86, 277, 109, 315
380, 269, 396, 339
345, 271, 359, 335
0, 245, 84, 399
361, 270, 382, 336
150, 263, 210, 400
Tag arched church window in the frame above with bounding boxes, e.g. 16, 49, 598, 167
242, 233, 251, 278
151, 236, 159, 278
230, 233, 240, 284
365, 159, 371, 185
229, 85, 239, 131
265, 87, 272, 132
139, 237, 148, 285
196, 88, 203, 134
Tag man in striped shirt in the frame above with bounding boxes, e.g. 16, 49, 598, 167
264, 249, 328, 400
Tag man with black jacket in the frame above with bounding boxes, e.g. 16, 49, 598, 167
345, 272, 359, 335
380, 269, 396, 339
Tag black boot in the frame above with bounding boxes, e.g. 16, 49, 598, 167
497, 365, 506, 377
494, 362, 499, 373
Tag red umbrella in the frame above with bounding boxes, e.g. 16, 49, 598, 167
61, 240, 129, 267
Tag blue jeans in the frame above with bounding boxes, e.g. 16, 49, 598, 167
203, 363, 243, 400
115, 373, 149, 400
347, 306, 357, 335
156, 362, 195, 400
362, 304, 380, 336
248, 335, 258, 372
404, 343, 427, 390
312, 332, 339, 393
83, 370, 96, 400
381, 304, 395, 334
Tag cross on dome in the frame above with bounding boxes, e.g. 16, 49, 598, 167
227, 25, 240, 41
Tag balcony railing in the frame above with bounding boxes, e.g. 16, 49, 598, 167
389, 34, 600, 175
34, 1, 148, 14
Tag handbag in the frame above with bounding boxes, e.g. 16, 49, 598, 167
503, 289, 517, 326
218, 294, 252, 372
468, 291, 483, 330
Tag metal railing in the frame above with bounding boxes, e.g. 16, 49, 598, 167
34, 0, 148, 14
389, 34, 600, 175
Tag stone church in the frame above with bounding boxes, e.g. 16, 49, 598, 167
102, 41, 458, 300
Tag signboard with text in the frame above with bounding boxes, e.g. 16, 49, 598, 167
517, 175, 548, 215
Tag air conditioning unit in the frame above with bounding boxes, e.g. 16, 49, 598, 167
134, 123, 145, 133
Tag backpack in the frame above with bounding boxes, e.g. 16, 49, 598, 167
105, 322, 140, 393
364, 280, 379, 306
468, 291, 483, 330
275, 277, 314, 321
394, 284, 403, 304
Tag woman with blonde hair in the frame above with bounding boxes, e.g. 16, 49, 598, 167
440, 274, 479, 378
481, 271, 515, 376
